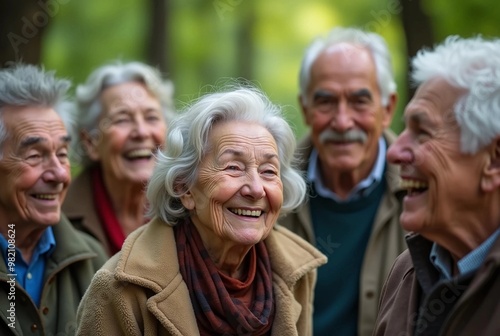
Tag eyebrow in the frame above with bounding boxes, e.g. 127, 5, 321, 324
217, 148, 279, 162
313, 90, 335, 100
350, 88, 373, 100
405, 112, 431, 126
20, 135, 72, 149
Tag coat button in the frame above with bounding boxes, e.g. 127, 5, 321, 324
42, 307, 49, 315
31, 323, 38, 332
366, 290, 374, 299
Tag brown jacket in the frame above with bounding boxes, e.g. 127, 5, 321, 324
63, 166, 113, 255
279, 130, 407, 336
374, 232, 500, 336
75, 218, 328, 336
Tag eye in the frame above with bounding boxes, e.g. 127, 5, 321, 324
225, 165, 240, 171
146, 115, 161, 122
25, 153, 42, 164
263, 169, 278, 176
57, 150, 69, 162
313, 97, 335, 113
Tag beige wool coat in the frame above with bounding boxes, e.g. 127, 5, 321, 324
76, 218, 327, 336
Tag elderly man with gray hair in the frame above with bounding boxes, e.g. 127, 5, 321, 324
280, 26, 407, 336
0, 64, 107, 335
374, 35, 500, 336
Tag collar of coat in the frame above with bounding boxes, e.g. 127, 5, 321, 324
113, 217, 327, 293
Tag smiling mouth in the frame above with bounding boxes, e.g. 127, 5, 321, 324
400, 179, 429, 196
31, 194, 57, 200
124, 148, 154, 161
229, 208, 263, 217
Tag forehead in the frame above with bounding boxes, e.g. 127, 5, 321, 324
310, 43, 377, 87
100, 82, 159, 109
208, 120, 278, 153
404, 77, 465, 122
2, 106, 66, 136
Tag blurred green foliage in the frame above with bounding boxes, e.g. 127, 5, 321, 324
41, 0, 500, 141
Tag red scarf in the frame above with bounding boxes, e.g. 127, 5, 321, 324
175, 218, 275, 335
91, 166, 126, 255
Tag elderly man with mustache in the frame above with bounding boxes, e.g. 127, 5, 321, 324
279, 26, 407, 336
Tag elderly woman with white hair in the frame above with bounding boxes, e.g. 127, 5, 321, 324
75, 86, 327, 335
63, 61, 174, 256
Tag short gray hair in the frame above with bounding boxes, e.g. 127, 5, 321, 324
73, 61, 175, 167
0, 64, 71, 158
299, 26, 397, 107
147, 86, 307, 225
411, 35, 500, 154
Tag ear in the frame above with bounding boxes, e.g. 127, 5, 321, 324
179, 190, 195, 210
80, 130, 100, 162
381, 93, 398, 129
481, 137, 500, 193
299, 94, 313, 126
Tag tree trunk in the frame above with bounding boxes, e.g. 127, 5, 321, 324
147, 0, 169, 73
0, 1, 50, 67
400, 0, 434, 100
235, 7, 256, 81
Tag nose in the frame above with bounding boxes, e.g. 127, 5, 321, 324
42, 154, 70, 184
241, 170, 266, 199
330, 101, 354, 132
386, 130, 414, 165
131, 117, 149, 139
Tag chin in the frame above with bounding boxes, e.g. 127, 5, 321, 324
399, 212, 425, 233
32, 216, 61, 227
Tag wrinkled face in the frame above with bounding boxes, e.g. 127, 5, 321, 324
302, 43, 394, 177
180, 120, 284, 247
87, 81, 166, 185
387, 77, 488, 236
0, 106, 71, 227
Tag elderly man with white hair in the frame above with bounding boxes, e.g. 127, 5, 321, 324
374, 35, 500, 336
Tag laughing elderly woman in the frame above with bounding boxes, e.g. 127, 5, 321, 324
75, 86, 327, 335
63, 61, 174, 256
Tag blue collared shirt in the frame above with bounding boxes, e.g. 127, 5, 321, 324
430, 228, 500, 280
307, 137, 387, 202
0, 227, 56, 307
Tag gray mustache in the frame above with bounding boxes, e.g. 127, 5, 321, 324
319, 129, 368, 144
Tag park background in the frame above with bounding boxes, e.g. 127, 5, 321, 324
2, 0, 500, 141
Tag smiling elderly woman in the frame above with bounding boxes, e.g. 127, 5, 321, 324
63, 61, 175, 256
75, 86, 327, 336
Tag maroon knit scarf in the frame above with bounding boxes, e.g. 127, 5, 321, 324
91, 166, 125, 255
175, 218, 275, 335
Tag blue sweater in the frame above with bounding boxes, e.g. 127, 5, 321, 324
311, 178, 386, 336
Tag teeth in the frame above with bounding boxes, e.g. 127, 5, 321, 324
126, 149, 152, 158
35, 194, 57, 200
400, 179, 429, 190
230, 209, 262, 217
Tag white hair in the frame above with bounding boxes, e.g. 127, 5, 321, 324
0, 64, 72, 158
146, 86, 307, 225
299, 26, 397, 107
73, 61, 175, 166
411, 35, 500, 153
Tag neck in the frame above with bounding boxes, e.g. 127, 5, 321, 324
0, 221, 46, 264
191, 220, 252, 279
102, 171, 148, 235
424, 198, 500, 260
320, 160, 376, 200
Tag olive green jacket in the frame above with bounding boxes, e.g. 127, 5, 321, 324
279, 130, 407, 336
0, 215, 107, 336
76, 218, 327, 336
